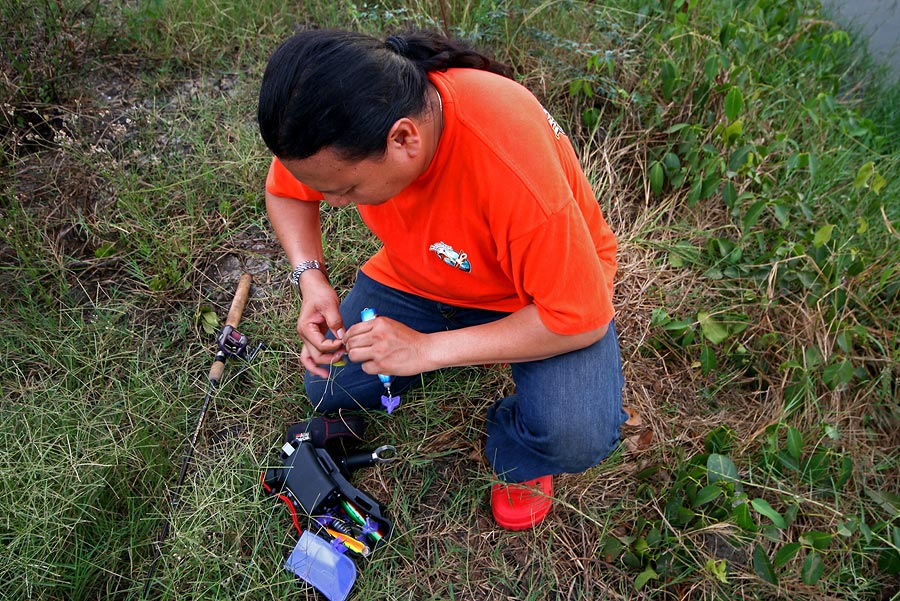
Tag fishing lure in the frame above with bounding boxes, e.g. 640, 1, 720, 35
360, 307, 401, 413
341, 499, 385, 543
324, 528, 371, 556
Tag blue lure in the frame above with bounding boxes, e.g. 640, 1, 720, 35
359, 308, 401, 414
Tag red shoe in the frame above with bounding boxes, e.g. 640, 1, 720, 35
491, 475, 553, 530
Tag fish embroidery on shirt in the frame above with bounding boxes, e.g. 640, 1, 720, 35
429, 241, 471, 273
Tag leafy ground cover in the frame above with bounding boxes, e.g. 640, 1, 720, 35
1, 0, 898, 599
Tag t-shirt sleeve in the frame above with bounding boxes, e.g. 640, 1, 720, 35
265, 157, 324, 201
507, 202, 616, 335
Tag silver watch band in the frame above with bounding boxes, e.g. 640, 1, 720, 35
289, 260, 323, 287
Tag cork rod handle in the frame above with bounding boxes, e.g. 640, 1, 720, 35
208, 273, 252, 383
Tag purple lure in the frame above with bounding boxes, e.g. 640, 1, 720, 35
381, 394, 400, 414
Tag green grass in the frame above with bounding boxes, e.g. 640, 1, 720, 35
2, 0, 898, 599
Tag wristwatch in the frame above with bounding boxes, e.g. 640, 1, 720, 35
289, 260, 323, 287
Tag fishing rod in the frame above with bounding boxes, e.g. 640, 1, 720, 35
143, 273, 256, 599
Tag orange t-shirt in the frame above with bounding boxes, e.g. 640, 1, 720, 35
266, 69, 617, 335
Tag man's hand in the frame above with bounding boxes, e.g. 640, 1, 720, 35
296, 273, 346, 378
342, 315, 432, 377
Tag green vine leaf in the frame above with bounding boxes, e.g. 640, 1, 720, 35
802, 550, 825, 585
725, 86, 743, 121
649, 161, 665, 195
854, 161, 875, 190
786, 427, 803, 462
634, 565, 659, 590
708, 453, 739, 484
196, 306, 220, 336
773, 542, 802, 568
813, 224, 835, 248
752, 544, 778, 584
698, 311, 729, 345
751, 498, 786, 529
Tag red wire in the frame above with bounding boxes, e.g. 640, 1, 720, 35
277, 493, 304, 535
261, 472, 304, 536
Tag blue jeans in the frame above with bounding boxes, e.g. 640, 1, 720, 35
306, 271, 627, 482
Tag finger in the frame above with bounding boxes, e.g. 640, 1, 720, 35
301, 322, 346, 353
342, 320, 379, 350
304, 341, 346, 365
346, 343, 378, 367
301, 320, 345, 346
358, 359, 379, 376
345, 318, 376, 338
297, 316, 326, 343
300, 348, 331, 379
321, 305, 346, 341
303, 360, 331, 379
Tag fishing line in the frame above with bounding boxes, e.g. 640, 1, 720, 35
236, 355, 340, 597
238, 324, 384, 597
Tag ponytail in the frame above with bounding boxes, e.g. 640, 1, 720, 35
258, 29, 513, 161
382, 30, 513, 79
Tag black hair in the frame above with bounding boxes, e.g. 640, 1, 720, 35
257, 29, 514, 161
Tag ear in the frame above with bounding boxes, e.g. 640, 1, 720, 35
385, 118, 422, 158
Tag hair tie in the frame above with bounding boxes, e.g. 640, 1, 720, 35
385, 35, 409, 56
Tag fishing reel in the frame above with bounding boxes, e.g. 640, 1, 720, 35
262, 431, 395, 557
214, 324, 262, 364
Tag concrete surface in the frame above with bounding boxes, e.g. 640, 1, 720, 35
822, 0, 900, 80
